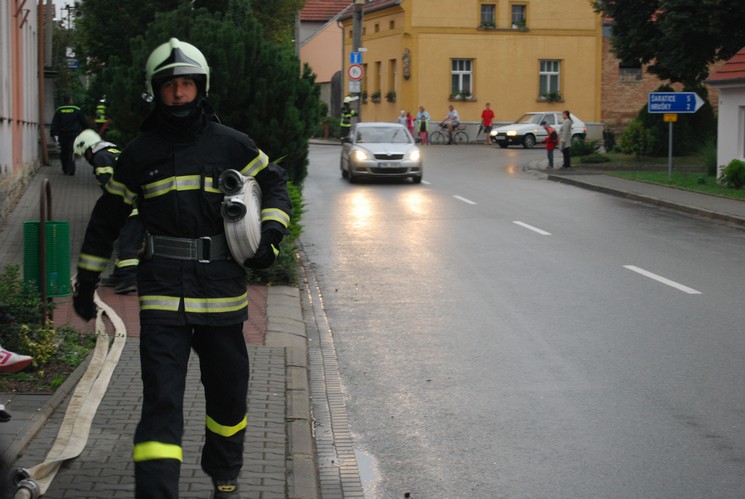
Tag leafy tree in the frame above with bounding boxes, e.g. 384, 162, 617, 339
593, 0, 745, 87
250, 0, 306, 46
97, 1, 320, 183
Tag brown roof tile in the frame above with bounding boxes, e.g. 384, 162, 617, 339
707, 47, 745, 84
300, 0, 351, 22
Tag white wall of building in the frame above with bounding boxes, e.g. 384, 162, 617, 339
715, 85, 745, 177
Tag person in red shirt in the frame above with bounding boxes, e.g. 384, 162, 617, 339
543, 121, 558, 169
481, 102, 495, 144
406, 111, 415, 136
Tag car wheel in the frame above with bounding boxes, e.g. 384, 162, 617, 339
522, 134, 536, 148
411, 175, 422, 184
497, 142, 508, 149
572, 134, 585, 144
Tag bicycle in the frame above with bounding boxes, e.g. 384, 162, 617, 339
429, 122, 469, 145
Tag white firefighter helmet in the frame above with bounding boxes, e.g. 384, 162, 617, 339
145, 38, 210, 98
218, 170, 262, 263
73, 129, 102, 156
343, 95, 359, 104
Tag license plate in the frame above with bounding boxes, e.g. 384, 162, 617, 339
496, 134, 506, 139
377, 162, 398, 168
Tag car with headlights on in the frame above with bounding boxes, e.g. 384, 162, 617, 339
341, 122, 423, 183
490, 111, 587, 149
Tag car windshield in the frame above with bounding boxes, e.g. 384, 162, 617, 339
356, 127, 412, 144
515, 114, 542, 125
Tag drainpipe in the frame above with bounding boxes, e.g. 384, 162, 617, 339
38, 0, 48, 165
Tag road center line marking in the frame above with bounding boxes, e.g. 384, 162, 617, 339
453, 195, 477, 205
623, 265, 702, 295
513, 221, 551, 235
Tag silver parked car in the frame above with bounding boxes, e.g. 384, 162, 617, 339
340, 122, 423, 183
490, 111, 587, 148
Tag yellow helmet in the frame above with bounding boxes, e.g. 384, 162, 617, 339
145, 38, 210, 98
73, 129, 102, 156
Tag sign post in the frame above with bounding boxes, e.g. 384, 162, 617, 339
648, 92, 705, 179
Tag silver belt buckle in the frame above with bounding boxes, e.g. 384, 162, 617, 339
197, 236, 211, 263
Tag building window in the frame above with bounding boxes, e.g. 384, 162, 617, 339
375, 61, 382, 96
480, 4, 496, 27
539, 60, 561, 98
619, 65, 642, 82
389, 20, 395, 29
389, 59, 397, 95
451, 59, 473, 97
511, 4, 527, 28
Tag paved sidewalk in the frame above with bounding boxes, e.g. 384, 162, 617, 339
524, 159, 745, 228
0, 160, 317, 497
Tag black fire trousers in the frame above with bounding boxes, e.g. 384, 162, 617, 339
133, 322, 248, 498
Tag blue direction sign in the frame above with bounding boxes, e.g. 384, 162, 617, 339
350, 51, 362, 65
648, 92, 704, 113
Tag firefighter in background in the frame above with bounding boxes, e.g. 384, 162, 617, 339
95, 97, 109, 137
72, 38, 291, 498
50, 94, 89, 175
74, 129, 142, 294
340, 95, 357, 139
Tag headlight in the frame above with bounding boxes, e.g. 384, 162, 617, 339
506, 130, 517, 136
353, 149, 371, 161
408, 149, 421, 161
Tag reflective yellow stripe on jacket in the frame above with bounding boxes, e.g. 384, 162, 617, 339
141, 175, 202, 199
239, 151, 269, 177
261, 207, 290, 228
78, 253, 109, 273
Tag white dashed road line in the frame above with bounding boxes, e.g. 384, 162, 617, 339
623, 265, 702, 295
453, 195, 477, 205
513, 221, 551, 235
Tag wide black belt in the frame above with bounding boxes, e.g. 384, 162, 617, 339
145, 233, 229, 263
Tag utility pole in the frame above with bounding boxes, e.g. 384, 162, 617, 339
352, 0, 364, 121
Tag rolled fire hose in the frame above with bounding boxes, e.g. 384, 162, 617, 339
219, 169, 262, 263
14, 285, 127, 499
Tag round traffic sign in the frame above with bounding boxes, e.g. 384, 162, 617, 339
347, 64, 363, 81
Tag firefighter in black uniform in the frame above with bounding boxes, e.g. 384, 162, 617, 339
340, 96, 357, 139
74, 129, 142, 294
50, 94, 89, 175
72, 38, 292, 498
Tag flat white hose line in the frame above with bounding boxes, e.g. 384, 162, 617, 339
21, 289, 127, 494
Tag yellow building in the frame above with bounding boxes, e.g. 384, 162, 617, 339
341, 0, 603, 124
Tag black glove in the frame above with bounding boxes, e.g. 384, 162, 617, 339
243, 229, 283, 269
73, 277, 97, 322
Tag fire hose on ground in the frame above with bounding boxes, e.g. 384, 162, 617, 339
13, 288, 127, 499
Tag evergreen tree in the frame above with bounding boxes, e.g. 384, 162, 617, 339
97, 1, 320, 183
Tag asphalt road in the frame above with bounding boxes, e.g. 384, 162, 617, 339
301, 143, 745, 498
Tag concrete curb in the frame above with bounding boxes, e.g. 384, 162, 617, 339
546, 174, 745, 228
265, 285, 319, 499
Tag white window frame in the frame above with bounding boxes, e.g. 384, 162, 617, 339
539, 60, 561, 97
451, 59, 473, 96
